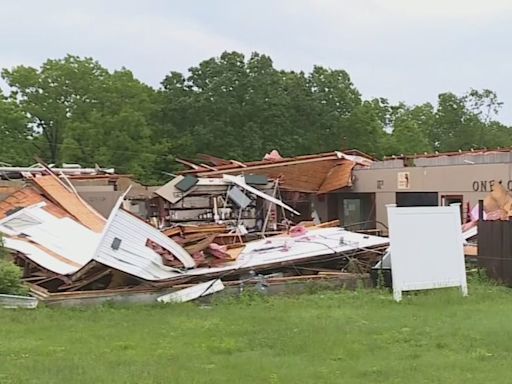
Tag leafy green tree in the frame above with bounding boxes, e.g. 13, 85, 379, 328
462, 89, 510, 149
386, 103, 434, 155
2, 55, 163, 182
2, 51, 512, 182
306, 66, 362, 151
2, 56, 110, 163
0, 92, 32, 164
342, 101, 386, 156
159, 52, 366, 160
430, 90, 511, 152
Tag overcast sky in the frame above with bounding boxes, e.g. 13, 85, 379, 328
1, 0, 511, 123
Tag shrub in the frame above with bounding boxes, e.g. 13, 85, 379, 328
0, 235, 28, 296
0, 234, 5, 259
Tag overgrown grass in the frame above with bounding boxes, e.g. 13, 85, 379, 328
1, 281, 512, 383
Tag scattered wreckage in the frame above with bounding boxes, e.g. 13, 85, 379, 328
0, 170, 389, 306
4, 149, 498, 307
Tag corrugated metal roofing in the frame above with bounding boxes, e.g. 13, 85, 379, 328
180, 151, 373, 175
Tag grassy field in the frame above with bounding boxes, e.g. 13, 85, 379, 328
1, 281, 512, 383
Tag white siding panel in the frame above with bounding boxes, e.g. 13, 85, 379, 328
184, 227, 389, 277
0, 205, 99, 274
3, 238, 80, 275
93, 210, 193, 281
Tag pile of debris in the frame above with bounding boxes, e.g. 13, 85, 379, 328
0, 169, 389, 306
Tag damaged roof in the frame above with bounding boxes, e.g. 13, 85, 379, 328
0, 187, 69, 220
177, 151, 362, 193
0, 204, 100, 275
92, 201, 195, 280
0, 199, 195, 278
31, 174, 106, 232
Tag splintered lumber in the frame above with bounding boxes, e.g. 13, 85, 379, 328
184, 235, 217, 255
162, 224, 227, 238
58, 269, 112, 292
176, 232, 213, 243
225, 246, 245, 260
180, 224, 227, 234
163, 227, 182, 237
312, 220, 340, 228
464, 244, 478, 257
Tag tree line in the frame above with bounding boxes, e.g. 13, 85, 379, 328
1, 52, 510, 183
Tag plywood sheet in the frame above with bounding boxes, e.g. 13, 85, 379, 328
317, 162, 355, 194
32, 175, 105, 232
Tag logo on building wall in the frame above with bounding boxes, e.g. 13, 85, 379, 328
472, 180, 512, 192
397, 172, 410, 189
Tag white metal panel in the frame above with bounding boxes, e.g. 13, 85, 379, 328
184, 227, 389, 277
387, 205, 467, 301
3, 238, 81, 275
157, 279, 225, 303
462, 226, 478, 242
0, 206, 100, 268
223, 174, 300, 215
0, 204, 99, 274
0, 294, 38, 309
155, 176, 191, 204
92, 207, 195, 281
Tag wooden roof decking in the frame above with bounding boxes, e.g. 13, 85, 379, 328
178, 152, 357, 193
31, 174, 106, 232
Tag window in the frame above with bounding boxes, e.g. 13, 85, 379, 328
442, 195, 464, 222
2, 213, 42, 232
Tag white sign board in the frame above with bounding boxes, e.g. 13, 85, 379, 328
387, 205, 467, 302
397, 172, 410, 189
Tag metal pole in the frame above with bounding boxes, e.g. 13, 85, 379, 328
261, 180, 279, 238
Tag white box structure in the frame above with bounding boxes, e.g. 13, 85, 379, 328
387, 204, 468, 302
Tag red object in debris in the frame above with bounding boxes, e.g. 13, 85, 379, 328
192, 251, 207, 266
207, 243, 231, 260
462, 221, 476, 232
263, 149, 283, 162
289, 225, 308, 237
146, 238, 184, 268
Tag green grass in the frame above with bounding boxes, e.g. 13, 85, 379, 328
1, 281, 512, 383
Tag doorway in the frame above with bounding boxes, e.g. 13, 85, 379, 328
337, 193, 376, 230
442, 194, 464, 222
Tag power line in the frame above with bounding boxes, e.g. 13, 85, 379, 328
28, 140, 178, 158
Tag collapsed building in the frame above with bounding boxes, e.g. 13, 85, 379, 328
4, 148, 509, 304
173, 149, 512, 233
161, 150, 374, 230
0, 169, 388, 305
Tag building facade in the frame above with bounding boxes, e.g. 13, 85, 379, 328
316, 150, 512, 232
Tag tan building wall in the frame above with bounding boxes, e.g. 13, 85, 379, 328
352, 163, 512, 226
